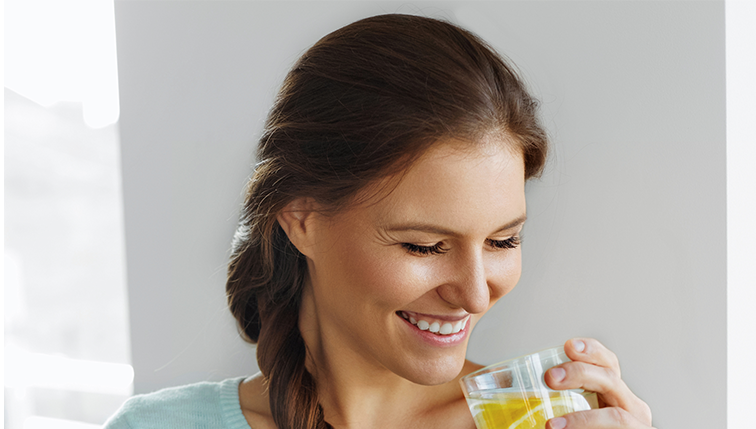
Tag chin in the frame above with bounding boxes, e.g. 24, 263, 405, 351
400, 351, 468, 386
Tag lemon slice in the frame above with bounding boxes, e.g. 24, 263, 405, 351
505, 403, 547, 429
506, 396, 582, 429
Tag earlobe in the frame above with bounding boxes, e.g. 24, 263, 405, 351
277, 198, 318, 257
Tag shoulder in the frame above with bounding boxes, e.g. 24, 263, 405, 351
104, 377, 251, 429
461, 359, 486, 375
238, 373, 277, 429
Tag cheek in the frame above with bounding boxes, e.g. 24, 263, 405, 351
468, 250, 522, 332
326, 237, 419, 307
487, 249, 523, 302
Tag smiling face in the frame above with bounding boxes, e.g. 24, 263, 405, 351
292, 138, 526, 386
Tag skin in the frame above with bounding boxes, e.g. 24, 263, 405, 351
238, 139, 655, 429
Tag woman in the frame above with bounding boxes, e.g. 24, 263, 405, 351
107, 14, 653, 429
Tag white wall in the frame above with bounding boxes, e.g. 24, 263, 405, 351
114, 2, 726, 428
726, 0, 756, 426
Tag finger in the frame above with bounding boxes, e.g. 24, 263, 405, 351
545, 408, 656, 429
564, 337, 621, 376
545, 362, 653, 425
545, 361, 624, 405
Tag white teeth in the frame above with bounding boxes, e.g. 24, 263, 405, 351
439, 323, 453, 335
400, 311, 468, 336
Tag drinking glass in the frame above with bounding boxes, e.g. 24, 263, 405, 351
460, 346, 598, 429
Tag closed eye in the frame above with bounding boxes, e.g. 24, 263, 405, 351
486, 236, 521, 249
401, 242, 448, 255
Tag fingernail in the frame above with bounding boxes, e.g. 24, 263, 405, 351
550, 367, 566, 382
550, 417, 567, 429
572, 339, 585, 352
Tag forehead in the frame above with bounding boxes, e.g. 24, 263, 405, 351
348, 139, 526, 230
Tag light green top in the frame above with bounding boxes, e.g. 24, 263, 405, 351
104, 377, 252, 429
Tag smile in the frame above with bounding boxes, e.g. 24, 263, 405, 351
397, 311, 470, 336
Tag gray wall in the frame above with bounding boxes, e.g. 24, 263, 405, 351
115, 2, 726, 428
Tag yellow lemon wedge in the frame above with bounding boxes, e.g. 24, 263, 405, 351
468, 391, 594, 429
506, 396, 578, 429
505, 402, 548, 429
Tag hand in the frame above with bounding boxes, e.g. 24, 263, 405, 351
543, 338, 655, 429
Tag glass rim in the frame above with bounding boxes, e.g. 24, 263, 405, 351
460, 345, 567, 382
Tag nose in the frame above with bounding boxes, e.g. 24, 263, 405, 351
436, 247, 490, 314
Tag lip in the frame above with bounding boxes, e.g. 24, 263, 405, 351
397, 312, 470, 347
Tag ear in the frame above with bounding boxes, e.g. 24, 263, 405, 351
277, 197, 319, 258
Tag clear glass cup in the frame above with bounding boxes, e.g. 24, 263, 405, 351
460, 346, 599, 429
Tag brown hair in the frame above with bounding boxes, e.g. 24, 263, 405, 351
227, 14, 548, 429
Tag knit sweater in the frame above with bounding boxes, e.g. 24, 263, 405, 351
104, 376, 252, 429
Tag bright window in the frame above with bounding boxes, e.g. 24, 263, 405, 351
4, 0, 132, 427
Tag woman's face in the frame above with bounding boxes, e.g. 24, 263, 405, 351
298, 139, 526, 385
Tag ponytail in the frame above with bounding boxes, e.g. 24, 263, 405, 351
228, 221, 332, 428
257, 301, 330, 429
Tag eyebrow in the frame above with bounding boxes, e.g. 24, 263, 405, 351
381, 214, 527, 237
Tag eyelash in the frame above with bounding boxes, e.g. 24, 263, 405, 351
401, 236, 521, 255
402, 242, 448, 255
488, 236, 521, 250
